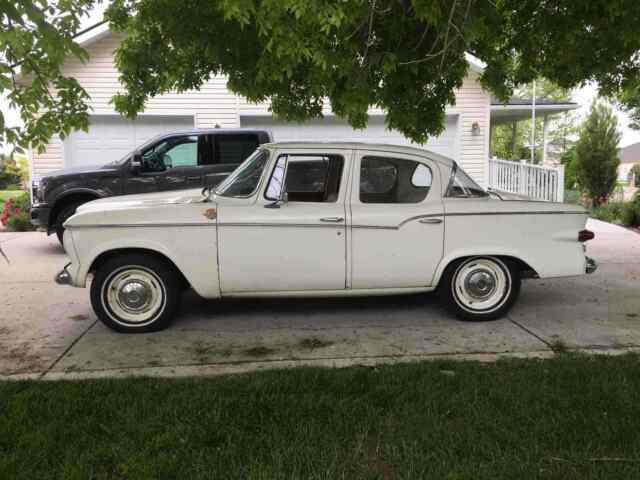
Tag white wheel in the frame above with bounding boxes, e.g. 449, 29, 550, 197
440, 256, 521, 321
102, 267, 167, 327
91, 253, 180, 333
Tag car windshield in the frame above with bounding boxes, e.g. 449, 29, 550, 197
445, 163, 488, 198
215, 148, 269, 197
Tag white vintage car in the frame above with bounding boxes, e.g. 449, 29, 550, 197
55, 142, 596, 332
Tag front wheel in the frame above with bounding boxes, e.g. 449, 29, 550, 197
438, 256, 520, 321
90, 253, 181, 333
55, 202, 84, 245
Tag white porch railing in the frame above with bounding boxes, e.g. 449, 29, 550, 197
488, 158, 565, 202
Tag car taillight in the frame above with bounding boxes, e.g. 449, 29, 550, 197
578, 229, 595, 242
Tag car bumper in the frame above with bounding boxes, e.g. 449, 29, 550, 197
30, 203, 51, 230
585, 257, 597, 274
55, 262, 73, 285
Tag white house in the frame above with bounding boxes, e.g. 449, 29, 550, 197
28, 24, 577, 192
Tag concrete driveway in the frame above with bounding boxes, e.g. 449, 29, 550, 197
1, 219, 639, 379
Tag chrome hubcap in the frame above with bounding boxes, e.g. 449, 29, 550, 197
117, 280, 152, 312
103, 267, 166, 325
453, 258, 510, 313
464, 270, 497, 299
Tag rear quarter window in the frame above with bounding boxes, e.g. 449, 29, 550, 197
215, 134, 260, 165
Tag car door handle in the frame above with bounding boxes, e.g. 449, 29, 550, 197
320, 217, 345, 223
419, 217, 443, 224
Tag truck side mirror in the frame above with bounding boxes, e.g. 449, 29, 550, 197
130, 152, 142, 174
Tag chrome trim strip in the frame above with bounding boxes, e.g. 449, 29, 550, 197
218, 222, 342, 228
445, 210, 585, 216
68, 210, 584, 230
68, 223, 214, 229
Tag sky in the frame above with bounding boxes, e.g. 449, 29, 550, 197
3, 4, 640, 151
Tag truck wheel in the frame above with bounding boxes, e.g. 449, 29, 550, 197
438, 256, 520, 321
90, 253, 181, 333
55, 202, 84, 245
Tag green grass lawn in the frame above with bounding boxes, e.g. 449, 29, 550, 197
2, 354, 640, 479
0, 190, 24, 210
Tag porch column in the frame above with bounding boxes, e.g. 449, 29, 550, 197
542, 114, 549, 165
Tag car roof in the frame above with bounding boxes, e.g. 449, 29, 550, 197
261, 141, 455, 167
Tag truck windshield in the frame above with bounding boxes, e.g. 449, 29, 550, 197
215, 149, 269, 197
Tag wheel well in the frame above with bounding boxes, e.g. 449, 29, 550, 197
89, 248, 190, 289
438, 255, 539, 285
50, 193, 99, 227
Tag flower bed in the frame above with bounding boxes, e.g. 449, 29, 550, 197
0, 192, 34, 231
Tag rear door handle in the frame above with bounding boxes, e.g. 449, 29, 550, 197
320, 217, 345, 223
419, 218, 443, 224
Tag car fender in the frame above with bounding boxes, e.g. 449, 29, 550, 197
70, 227, 221, 299
431, 247, 540, 287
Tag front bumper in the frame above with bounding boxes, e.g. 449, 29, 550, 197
586, 256, 597, 274
30, 203, 52, 229
55, 262, 73, 286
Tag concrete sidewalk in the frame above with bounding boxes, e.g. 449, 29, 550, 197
1, 219, 639, 380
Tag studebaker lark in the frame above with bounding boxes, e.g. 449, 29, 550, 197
55, 142, 597, 333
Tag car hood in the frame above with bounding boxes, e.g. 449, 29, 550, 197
41, 164, 120, 179
66, 189, 253, 228
76, 188, 207, 213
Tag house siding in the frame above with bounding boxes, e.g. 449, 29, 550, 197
31, 32, 491, 184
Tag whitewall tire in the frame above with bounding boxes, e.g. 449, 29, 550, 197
90, 253, 180, 333
439, 256, 520, 321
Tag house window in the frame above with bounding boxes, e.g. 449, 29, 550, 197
360, 156, 432, 203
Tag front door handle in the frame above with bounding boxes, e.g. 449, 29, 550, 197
320, 217, 345, 223
419, 217, 443, 224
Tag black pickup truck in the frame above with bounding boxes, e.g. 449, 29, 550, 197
31, 128, 272, 243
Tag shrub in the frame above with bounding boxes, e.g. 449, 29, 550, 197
591, 202, 624, 224
621, 202, 638, 226
0, 193, 34, 232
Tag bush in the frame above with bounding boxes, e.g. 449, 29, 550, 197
0, 193, 34, 232
591, 202, 625, 224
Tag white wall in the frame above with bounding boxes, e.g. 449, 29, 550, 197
32, 32, 491, 184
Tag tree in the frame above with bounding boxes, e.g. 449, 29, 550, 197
0, 1, 96, 151
560, 146, 578, 190
5, 1, 640, 150
104, 0, 640, 144
575, 102, 621, 207
630, 164, 640, 187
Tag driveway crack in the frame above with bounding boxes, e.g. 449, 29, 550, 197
508, 315, 554, 351
39, 318, 98, 379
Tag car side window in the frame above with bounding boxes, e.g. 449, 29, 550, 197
265, 154, 344, 203
215, 134, 260, 166
141, 135, 199, 172
360, 156, 432, 203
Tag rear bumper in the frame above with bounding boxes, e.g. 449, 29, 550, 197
585, 257, 597, 274
30, 203, 52, 230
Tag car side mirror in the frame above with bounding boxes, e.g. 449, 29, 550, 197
130, 152, 142, 174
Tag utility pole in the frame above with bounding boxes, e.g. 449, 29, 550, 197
531, 80, 536, 164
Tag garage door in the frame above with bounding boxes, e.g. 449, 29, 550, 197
241, 114, 459, 159
65, 115, 194, 167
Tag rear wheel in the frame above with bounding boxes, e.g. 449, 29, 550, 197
90, 253, 180, 333
55, 202, 85, 245
439, 256, 520, 321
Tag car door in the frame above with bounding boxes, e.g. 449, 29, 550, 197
349, 150, 445, 289
217, 148, 350, 293
201, 133, 261, 188
124, 134, 203, 194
